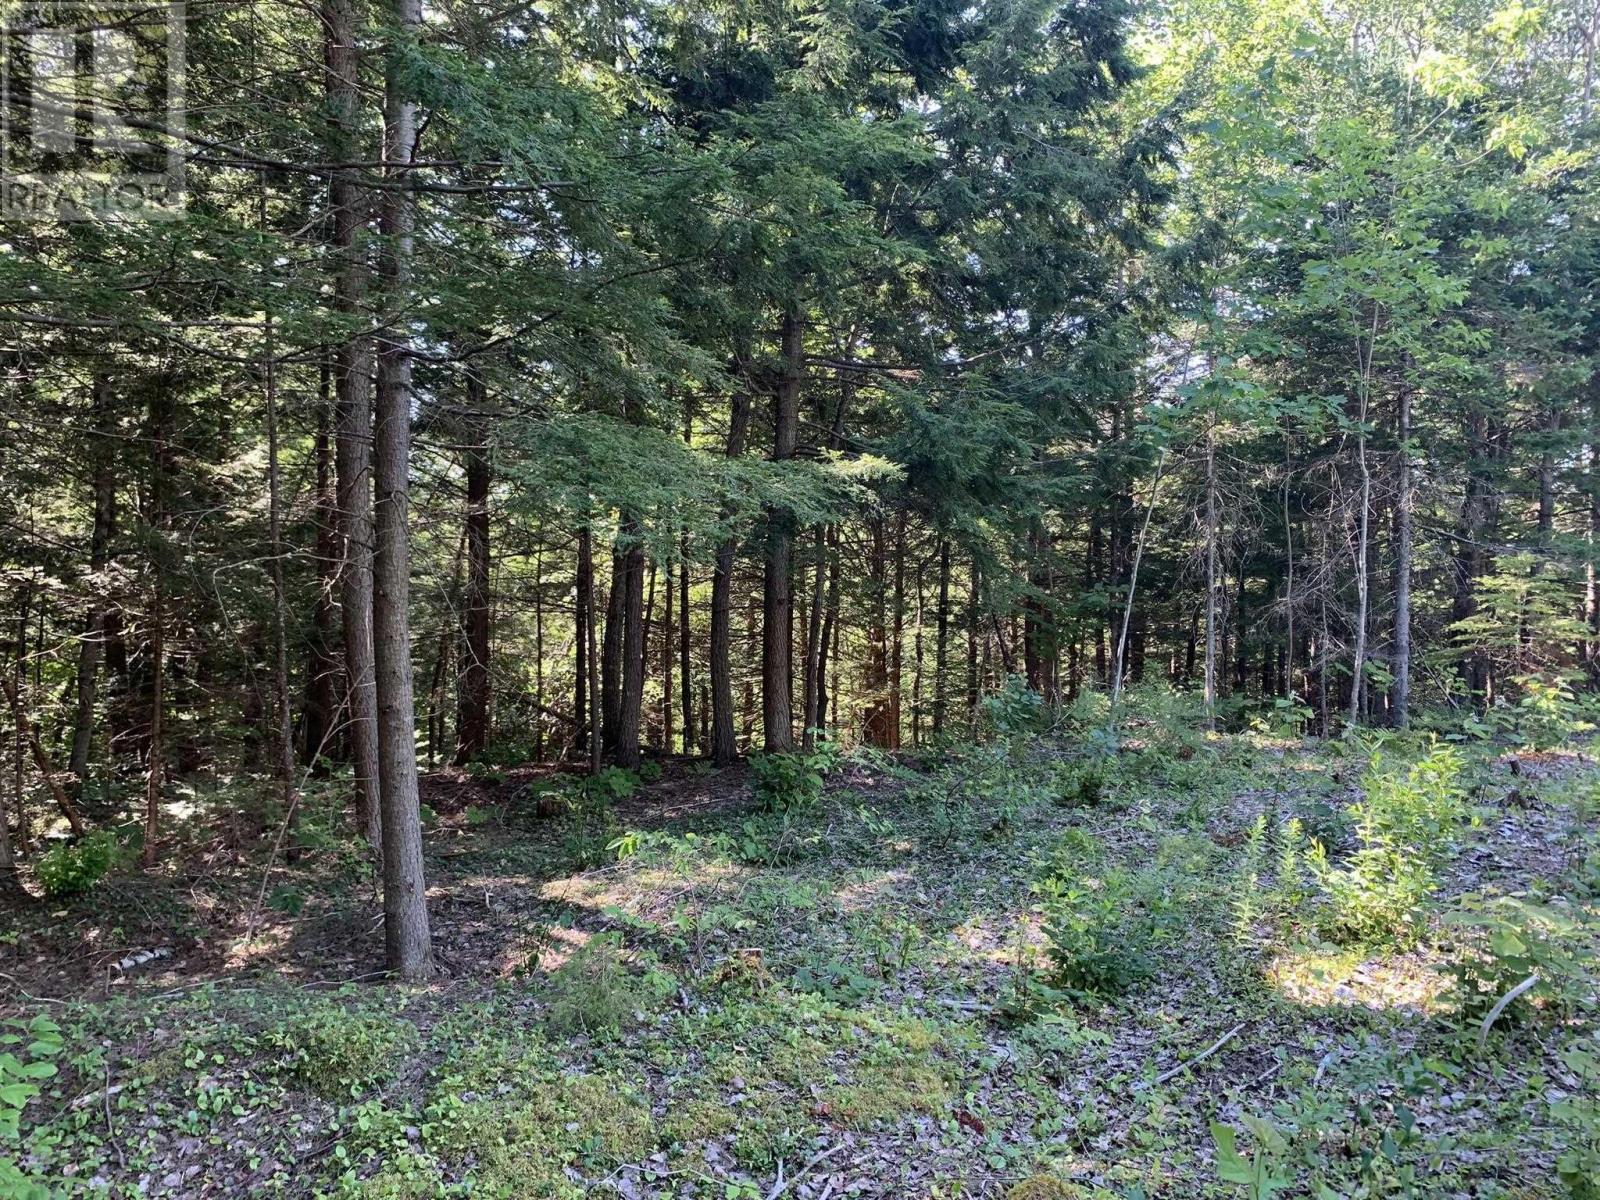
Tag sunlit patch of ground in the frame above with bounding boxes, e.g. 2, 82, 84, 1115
1266, 942, 1451, 1013
9, 734, 1599, 1199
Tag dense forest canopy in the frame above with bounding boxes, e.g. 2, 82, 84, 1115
4, 0, 1600, 950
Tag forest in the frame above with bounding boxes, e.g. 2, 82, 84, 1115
3, 0, 1600, 1195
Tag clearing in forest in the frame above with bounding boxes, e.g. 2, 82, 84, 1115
2, 719, 1598, 1199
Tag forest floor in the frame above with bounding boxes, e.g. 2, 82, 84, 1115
2, 725, 1598, 1199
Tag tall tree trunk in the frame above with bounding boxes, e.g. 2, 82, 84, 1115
264, 315, 300, 857
1282, 436, 1295, 700
1203, 415, 1220, 721
863, 517, 897, 748
663, 550, 674, 753
1392, 381, 1413, 726
966, 558, 981, 719
802, 527, 827, 749
678, 401, 694, 750
302, 368, 340, 768
67, 375, 116, 798
615, 522, 645, 768
1110, 452, 1167, 719
2, 678, 85, 837
325, 0, 382, 856
0, 750, 15, 889
454, 378, 491, 765
585, 527, 602, 774
932, 537, 950, 737
678, 542, 692, 754
142, 389, 170, 867
533, 544, 545, 761
762, 309, 802, 752
710, 391, 751, 765
1538, 404, 1558, 546
1348, 308, 1377, 727
600, 543, 624, 755
9, 590, 27, 854
815, 527, 840, 741
911, 554, 925, 745
1024, 519, 1053, 699
373, 0, 433, 979
575, 527, 593, 760
889, 512, 907, 741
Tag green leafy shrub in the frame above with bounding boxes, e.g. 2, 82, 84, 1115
1036, 835, 1173, 1001
1054, 760, 1107, 808
724, 813, 818, 866
1361, 745, 1468, 849
0, 1014, 61, 1200
1307, 745, 1467, 947
984, 675, 1047, 740
1307, 837, 1436, 947
561, 773, 631, 868
1230, 815, 1271, 943
1210, 1117, 1292, 1199
1039, 870, 1160, 999
749, 743, 835, 812
543, 934, 661, 1040
34, 830, 120, 896
1442, 893, 1590, 1025
1555, 1036, 1600, 1199
262, 1005, 416, 1097
910, 743, 1055, 842
587, 766, 640, 802
1548, 1043, 1600, 1200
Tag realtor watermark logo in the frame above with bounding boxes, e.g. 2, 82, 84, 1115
0, 1, 185, 219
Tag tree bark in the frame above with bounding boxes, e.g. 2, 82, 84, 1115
615, 521, 646, 768
326, 0, 382, 856
1392, 381, 1413, 726
863, 517, 898, 748
2, 678, 85, 837
710, 390, 751, 765
1203, 415, 1220, 721
575, 526, 593, 760
816, 526, 840, 741
600, 543, 624, 755
454, 376, 491, 765
373, 0, 433, 979
762, 309, 802, 752
678, 541, 693, 754
932, 537, 950, 737
264, 315, 300, 857
585, 526, 602, 773
802, 526, 827, 749
301, 368, 340, 769
141, 389, 170, 867
1348, 307, 1378, 727
663, 549, 674, 753
67, 375, 116, 799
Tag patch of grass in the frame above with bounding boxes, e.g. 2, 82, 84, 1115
426, 1070, 656, 1197
1006, 1178, 1086, 1200
821, 1060, 948, 1126
261, 1003, 417, 1098
541, 934, 666, 1040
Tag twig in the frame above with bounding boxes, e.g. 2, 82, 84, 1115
1145, 1022, 1246, 1089
0, 970, 65, 1005
1478, 974, 1539, 1052
1313, 1048, 1340, 1086
767, 1143, 847, 1200
103, 1066, 125, 1169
